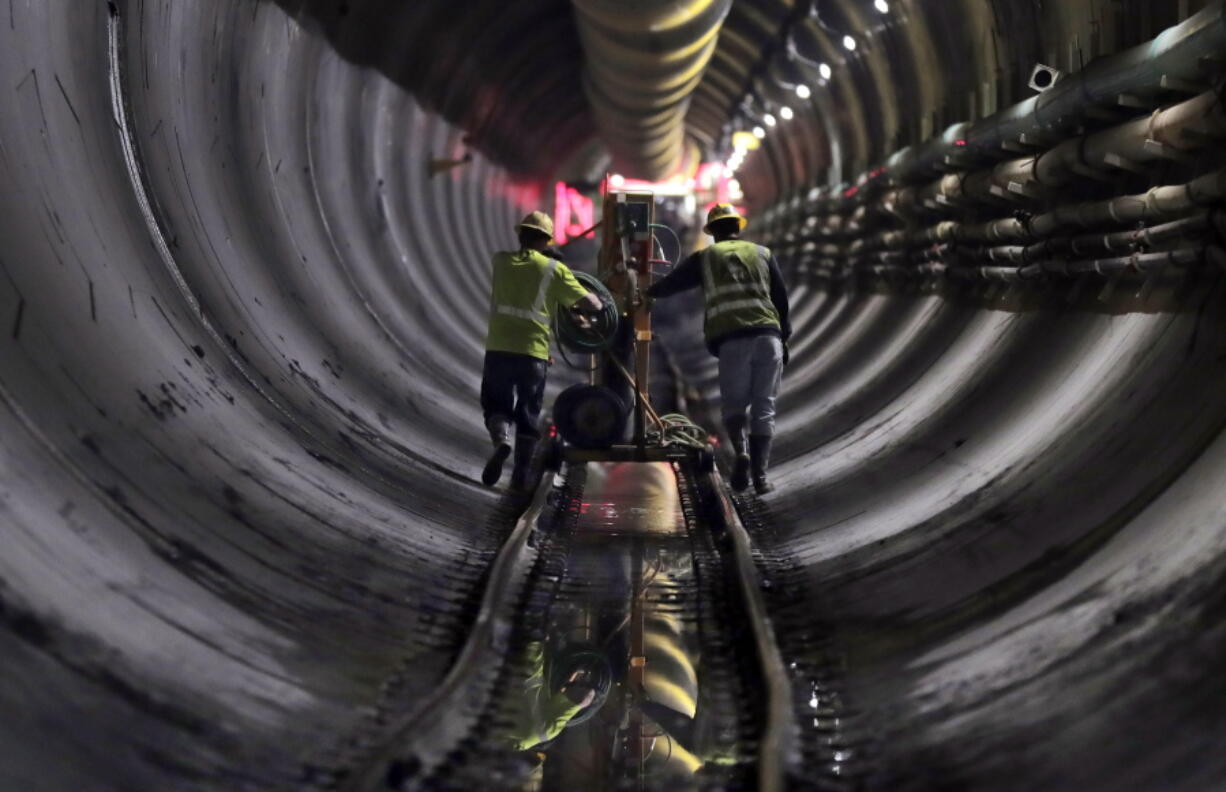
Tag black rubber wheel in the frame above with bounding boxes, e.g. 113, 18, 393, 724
553, 385, 627, 449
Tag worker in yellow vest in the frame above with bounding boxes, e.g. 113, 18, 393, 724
646, 204, 791, 494
482, 211, 603, 490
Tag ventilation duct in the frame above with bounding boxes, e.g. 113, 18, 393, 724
572, 0, 732, 179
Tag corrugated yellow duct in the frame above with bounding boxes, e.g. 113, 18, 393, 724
573, 0, 732, 179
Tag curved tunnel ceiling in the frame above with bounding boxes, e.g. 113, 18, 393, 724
1, 1, 1225, 790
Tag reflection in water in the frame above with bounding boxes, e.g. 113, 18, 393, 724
498, 462, 738, 791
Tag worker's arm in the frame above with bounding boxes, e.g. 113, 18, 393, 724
767, 253, 792, 365
767, 254, 791, 342
645, 250, 703, 299
550, 263, 603, 314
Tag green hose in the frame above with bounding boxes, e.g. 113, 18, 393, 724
647, 413, 710, 449
555, 271, 620, 354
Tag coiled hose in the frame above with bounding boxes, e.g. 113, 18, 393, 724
647, 413, 710, 449
555, 271, 620, 354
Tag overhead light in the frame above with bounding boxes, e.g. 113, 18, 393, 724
780, 106, 794, 120
796, 84, 812, 99
843, 35, 857, 51
819, 62, 833, 80
610, 173, 625, 187
732, 130, 761, 151
753, 126, 766, 139
764, 113, 777, 127
874, 0, 889, 12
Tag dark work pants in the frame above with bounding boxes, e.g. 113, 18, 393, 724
481, 351, 548, 439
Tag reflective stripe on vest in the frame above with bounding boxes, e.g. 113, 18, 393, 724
707, 297, 774, 319
494, 258, 558, 323
702, 243, 772, 319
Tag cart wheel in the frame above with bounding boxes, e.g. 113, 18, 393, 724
554, 385, 627, 449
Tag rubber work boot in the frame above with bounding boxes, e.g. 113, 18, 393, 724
725, 416, 750, 492
749, 434, 775, 495
482, 417, 513, 486
509, 435, 538, 493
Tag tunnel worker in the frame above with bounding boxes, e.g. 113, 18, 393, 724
646, 204, 790, 494
482, 211, 603, 491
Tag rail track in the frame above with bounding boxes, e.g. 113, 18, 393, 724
317, 455, 806, 792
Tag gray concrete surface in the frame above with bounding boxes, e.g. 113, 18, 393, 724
1, 1, 1224, 790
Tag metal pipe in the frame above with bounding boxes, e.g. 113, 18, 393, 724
881, 170, 1226, 249
572, 0, 731, 179
885, 3, 1226, 185
1034, 89, 1226, 187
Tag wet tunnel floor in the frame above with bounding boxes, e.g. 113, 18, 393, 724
425, 462, 759, 791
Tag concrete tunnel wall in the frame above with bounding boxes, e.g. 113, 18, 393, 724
0, 2, 533, 788
1, 1, 1226, 791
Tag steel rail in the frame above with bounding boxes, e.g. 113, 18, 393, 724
345, 473, 559, 791
703, 470, 800, 792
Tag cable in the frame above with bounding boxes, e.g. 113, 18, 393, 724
649, 223, 682, 269
555, 271, 620, 355
646, 413, 709, 449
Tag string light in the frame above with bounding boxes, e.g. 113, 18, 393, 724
842, 35, 857, 51
753, 126, 766, 139
764, 113, 777, 127
819, 63, 833, 80
780, 106, 794, 120
796, 84, 812, 99
874, 0, 889, 12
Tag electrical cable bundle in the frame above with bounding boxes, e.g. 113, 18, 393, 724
646, 413, 709, 449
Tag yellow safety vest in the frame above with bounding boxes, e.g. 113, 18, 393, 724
701, 240, 780, 344
485, 249, 589, 360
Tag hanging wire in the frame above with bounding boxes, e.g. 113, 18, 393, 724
649, 223, 682, 269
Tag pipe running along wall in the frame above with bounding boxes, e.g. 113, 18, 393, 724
1, 1, 1226, 790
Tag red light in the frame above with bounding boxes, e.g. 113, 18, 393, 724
843, 186, 860, 198
554, 182, 596, 245
955, 139, 968, 147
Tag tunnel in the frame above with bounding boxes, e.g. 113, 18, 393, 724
2, 0, 1226, 789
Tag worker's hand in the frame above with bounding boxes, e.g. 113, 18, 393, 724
563, 670, 596, 707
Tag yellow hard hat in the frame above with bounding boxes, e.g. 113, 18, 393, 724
515, 210, 555, 240
703, 203, 748, 235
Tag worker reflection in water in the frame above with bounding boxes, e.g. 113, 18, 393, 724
500, 640, 599, 790
503, 641, 597, 751
647, 204, 791, 494
482, 211, 603, 490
